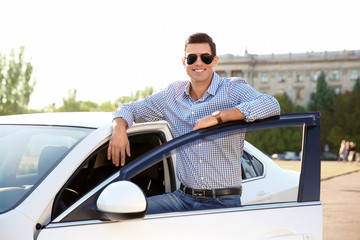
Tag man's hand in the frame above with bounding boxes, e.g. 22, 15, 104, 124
107, 118, 130, 167
193, 115, 218, 130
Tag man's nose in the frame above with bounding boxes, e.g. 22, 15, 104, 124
194, 55, 203, 65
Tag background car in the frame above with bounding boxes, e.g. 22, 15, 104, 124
0, 112, 321, 240
272, 151, 301, 160
321, 151, 339, 160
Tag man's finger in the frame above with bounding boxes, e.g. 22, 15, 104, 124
107, 145, 112, 160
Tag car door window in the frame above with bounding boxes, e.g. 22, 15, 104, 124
241, 151, 264, 179
52, 131, 171, 221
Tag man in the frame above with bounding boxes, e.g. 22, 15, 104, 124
108, 33, 280, 213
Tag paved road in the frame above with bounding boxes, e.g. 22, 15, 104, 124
321, 170, 360, 240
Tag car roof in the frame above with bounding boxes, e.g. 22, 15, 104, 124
0, 112, 114, 128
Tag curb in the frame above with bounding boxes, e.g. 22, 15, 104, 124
321, 169, 360, 181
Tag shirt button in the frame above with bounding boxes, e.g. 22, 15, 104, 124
201, 177, 204, 181
199, 159, 203, 163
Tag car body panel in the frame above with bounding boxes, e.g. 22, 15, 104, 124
38, 203, 322, 240
0, 112, 322, 239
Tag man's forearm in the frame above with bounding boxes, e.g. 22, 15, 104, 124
218, 107, 246, 122
112, 117, 128, 132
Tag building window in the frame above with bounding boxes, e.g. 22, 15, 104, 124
295, 88, 304, 99
278, 72, 285, 82
330, 70, 340, 81
231, 71, 243, 78
332, 86, 341, 95
350, 70, 359, 80
261, 73, 268, 83
312, 71, 321, 81
296, 72, 303, 82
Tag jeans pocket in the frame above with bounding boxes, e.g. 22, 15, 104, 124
216, 195, 241, 207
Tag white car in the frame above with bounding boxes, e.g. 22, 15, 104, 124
0, 112, 322, 239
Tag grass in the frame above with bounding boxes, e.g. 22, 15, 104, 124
274, 160, 360, 180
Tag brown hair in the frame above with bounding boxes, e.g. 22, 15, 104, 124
184, 32, 216, 56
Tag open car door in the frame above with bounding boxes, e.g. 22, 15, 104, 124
38, 112, 322, 240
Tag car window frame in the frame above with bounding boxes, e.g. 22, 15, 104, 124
241, 150, 265, 181
51, 130, 175, 222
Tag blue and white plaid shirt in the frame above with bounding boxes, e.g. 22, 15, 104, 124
114, 72, 280, 189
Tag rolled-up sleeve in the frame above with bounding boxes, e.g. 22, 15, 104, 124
230, 79, 280, 122
113, 90, 166, 128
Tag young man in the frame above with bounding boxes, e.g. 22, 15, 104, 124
108, 33, 280, 213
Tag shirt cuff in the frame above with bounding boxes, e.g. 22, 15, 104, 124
113, 108, 134, 128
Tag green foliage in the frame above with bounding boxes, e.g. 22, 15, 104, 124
115, 86, 154, 105
98, 101, 117, 112
306, 71, 338, 152
57, 89, 80, 112
57, 89, 99, 112
246, 127, 303, 155
51, 86, 155, 112
353, 77, 360, 91
327, 90, 360, 151
0, 47, 35, 115
308, 71, 335, 115
245, 93, 303, 155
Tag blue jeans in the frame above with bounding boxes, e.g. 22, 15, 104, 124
147, 189, 242, 214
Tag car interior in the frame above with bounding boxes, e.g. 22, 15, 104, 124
53, 131, 169, 217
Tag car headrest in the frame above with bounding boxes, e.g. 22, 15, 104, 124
38, 146, 68, 176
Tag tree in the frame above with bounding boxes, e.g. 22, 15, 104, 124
0, 47, 35, 115
308, 71, 335, 115
245, 93, 303, 155
353, 77, 360, 91
327, 88, 360, 151
98, 100, 117, 112
307, 71, 336, 152
58, 89, 81, 112
115, 86, 155, 105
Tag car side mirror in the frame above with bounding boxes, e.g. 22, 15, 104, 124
97, 181, 147, 221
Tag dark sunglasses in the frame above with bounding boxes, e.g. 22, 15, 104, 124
184, 53, 215, 65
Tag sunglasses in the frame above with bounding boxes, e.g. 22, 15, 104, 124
184, 53, 215, 65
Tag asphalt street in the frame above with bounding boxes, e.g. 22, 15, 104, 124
321, 170, 360, 240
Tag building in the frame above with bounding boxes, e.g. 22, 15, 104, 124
215, 50, 360, 106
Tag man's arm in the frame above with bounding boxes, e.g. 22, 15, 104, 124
193, 107, 245, 130
107, 117, 130, 167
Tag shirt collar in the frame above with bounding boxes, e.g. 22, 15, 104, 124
184, 72, 221, 97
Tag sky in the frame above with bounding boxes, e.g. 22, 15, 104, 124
0, 0, 359, 109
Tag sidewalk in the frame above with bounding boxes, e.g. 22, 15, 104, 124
321, 170, 360, 240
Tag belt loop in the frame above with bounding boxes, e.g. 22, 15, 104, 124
212, 188, 216, 199
183, 186, 186, 195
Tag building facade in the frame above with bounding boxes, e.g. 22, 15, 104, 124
215, 50, 360, 106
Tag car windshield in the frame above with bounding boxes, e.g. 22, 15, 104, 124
0, 125, 93, 213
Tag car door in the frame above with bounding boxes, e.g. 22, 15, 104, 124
37, 113, 322, 240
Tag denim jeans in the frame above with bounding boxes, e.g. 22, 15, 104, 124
146, 189, 242, 214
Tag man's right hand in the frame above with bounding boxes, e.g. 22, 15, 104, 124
107, 118, 131, 167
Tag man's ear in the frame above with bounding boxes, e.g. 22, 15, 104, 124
182, 57, 186, 68
213, 56, 220, 66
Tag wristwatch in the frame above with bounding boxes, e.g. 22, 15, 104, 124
212, 110, 223, 124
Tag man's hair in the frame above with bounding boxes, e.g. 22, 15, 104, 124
185, 33, 216, 56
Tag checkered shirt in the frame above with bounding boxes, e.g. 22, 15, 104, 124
114, 72, 280, 189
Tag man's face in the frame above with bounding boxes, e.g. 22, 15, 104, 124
183, 43, 219, 84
